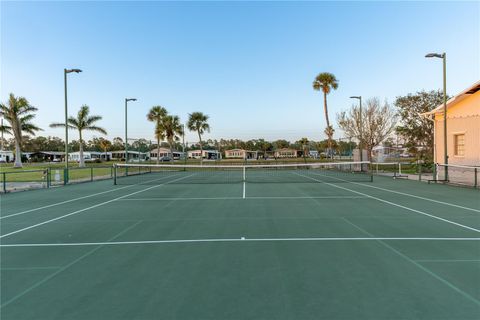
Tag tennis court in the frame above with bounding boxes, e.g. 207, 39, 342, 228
1, 162, 479, 319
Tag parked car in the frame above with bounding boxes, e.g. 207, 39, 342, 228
159, 156, 172, 162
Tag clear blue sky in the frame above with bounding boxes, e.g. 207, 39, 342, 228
1, 1, 479, 144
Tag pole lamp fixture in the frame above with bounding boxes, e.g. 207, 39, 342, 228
64, 68, 82, 183
425, 52, 448, 181
349, 96, 363, 162
125, 98, 138, 163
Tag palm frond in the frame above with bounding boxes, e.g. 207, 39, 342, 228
85, 115, 103, 126
85, 125, 107, 135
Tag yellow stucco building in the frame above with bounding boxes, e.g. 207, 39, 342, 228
424, 81, 480, 166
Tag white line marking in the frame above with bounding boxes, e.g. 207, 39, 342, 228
0, 174, 182, 220
294, 173, 480, 234
243, 181, 246, 199
1, 237, 478, 247
0, 185, 132, 220
117, 195, 367, 201
0, 220, 144, 308
341, 217, 480, 307
353, 180, 480, 213
0, 174, 194, 239
119, 197, 243, 201
312, 172, 480, 213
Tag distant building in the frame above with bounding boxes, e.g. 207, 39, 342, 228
187, 150, 221, 160
0, 150, 14, 162
149, 147, 185, 160
423, 80, 480, 166
309, 150, 319, 158
29, 151, 65, 162
110, 150, 147, 162
274, 148, 298, 158
224, 149, 258, 159
69, 151, 110, 162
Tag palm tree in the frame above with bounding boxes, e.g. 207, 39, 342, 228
187, 112, 210, 164
313, 72, 338, 155
163, 115, 183, 159
50, 105, 107, 167
0, 94, 42, 167
147, 106, 168, 164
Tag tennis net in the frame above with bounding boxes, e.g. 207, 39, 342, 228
113, 161, 372, 185
435, 164, 479, 188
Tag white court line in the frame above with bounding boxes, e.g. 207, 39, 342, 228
247, 195, 368, 199
0, 174, 195, 239
119, 197, 243, 201
294, 173, 480, 234
117, 195, 367, 201
243, 181, 246, 199
351, 180, 480, 213
0, 173, 182, 220
1, 237, 479, 248
309, 171, 479, 213
0, 185, 132, 220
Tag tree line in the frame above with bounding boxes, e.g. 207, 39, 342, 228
0, 135, 357, 157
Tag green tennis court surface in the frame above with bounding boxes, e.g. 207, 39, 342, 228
1, 171, 479, 319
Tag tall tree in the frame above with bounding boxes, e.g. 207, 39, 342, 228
98, 138, 112, 161
298, 137, 309, 159
147, 106, 168, 163
0, 94, 42, 167
112, 137, 124, 150
50, 105, 107, 167
337, 98, 397, 160
187, 112, 210, 163
395, 90, 445, 160
313, 72, 339, 154
163, 115, 184, 158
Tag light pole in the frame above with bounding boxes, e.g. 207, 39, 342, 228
124, 98, 137, 163
350, 96, 363, 162
64, 68, 82, 183
425, 52, 448, 181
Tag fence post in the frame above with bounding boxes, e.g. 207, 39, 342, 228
370, 162, 374, 182
418, 162, 422, 181
47, 168, 51, 188
64, 168, 68, 185
90, 167, 94, 182
2, 172, 6, 193
475, 168, 478, 189
113, 164, 117, 185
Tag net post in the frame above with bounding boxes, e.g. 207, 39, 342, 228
113, 164, 117, 185
2, 172, 6, 193
90, 167, 94, 182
